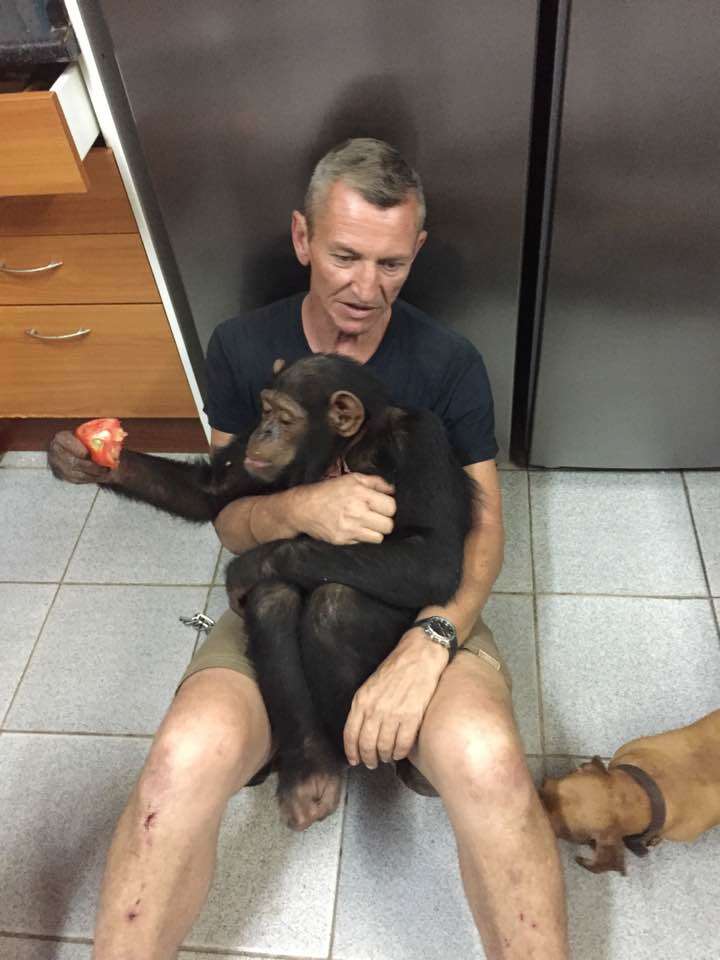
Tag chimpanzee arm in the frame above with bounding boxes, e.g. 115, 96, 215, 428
225, 408, 474, 608
102, 446, 258, 523
262, 534, 462, 609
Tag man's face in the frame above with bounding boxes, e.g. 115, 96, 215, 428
292, 179, 427, 336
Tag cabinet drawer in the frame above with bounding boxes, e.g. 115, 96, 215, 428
0, 235, 160, 304
0, 64, 99, 197
0, 149, 137, 235
0, 304, 197, 418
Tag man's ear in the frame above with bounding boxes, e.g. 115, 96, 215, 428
272, 358, 286, 376
291, 210, 310, 266
327, 390, 365, 437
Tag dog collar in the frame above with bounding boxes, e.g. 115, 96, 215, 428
615, 763, 667, 857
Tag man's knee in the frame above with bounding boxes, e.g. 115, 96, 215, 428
139, 673, 270, 804
420, 709, 531, 805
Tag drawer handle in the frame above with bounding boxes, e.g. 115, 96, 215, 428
1, 259, 63, 274
25, 327, 91, 341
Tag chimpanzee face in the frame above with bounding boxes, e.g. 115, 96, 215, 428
244, 388, 309, 481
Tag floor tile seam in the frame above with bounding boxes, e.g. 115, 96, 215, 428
528, 466, 687, 477
1, 728, 154, 740
534, 590, 709, 600
0, 931, 92, 945
48, 579, 217, 588
327, 780, 350, 960
191, 583, 221, 657
0, 581, 62, 730
3, 581, 708, 601
180, 947, 323, 960
60, 485, 102, 585
525, 471, 546, 767
681, 472, 720, 643
199, 545, 227, 654
4, 582, 711, 599
209, 541, 225, 584
0, 932, 321, 960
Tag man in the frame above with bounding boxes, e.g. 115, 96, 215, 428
50, 138, 568, 958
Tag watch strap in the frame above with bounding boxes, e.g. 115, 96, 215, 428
412, 616, 458, 661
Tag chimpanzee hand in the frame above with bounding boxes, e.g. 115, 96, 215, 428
343, 626, 450, 769
225, 541, 285, 613
48, 431, 113, 485
288, 473, 396, 545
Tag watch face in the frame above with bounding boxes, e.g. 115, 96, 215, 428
429, 618, 454, 640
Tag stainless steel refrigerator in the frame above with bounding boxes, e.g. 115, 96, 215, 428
523, 0, 720, 468
75, 0, 540, 459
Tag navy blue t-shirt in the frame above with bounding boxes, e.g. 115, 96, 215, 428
204, 293, 498, 466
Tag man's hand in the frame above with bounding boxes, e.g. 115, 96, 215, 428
288, 473, 396, 545
47, 431, 113, 485
343, 626, 449, 768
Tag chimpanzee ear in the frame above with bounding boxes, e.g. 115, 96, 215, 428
272, 358, 286, 376
328, 390, 365, 437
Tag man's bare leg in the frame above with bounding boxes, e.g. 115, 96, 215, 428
411, 654, 569, 959
92, 668, 273, 960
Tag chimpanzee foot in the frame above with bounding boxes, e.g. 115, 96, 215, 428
278, 768, 344, 832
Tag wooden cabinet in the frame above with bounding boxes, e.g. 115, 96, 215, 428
0, 149, 137, 235
0, 235, 160, 305
1, 304, 194, 417
0, 147, 197, 419
0, 63, 98, 196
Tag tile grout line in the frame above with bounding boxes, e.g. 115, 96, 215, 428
0, 930, 323, 960
0, 580, 712, 600
191, 543, 226, 658
1, 728, 155, 739
0, 486, 102, 731
0, 932, 93, 947
326, 777, 350, 960
681, 471, 720, 645
525, 471, 547, 774
178, 943, 323, 959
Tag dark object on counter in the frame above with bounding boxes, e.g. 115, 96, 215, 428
0, 0, 79, 67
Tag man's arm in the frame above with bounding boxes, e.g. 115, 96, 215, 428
343, 459, 505, 768
412, 458, 504, 643
209, 428, 397, 554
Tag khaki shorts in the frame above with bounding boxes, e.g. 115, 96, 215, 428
177, 606, 512, 796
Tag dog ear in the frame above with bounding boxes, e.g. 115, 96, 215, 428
537, 780, 558, 813
575, 830, 627, 876
578, 756, 609, 776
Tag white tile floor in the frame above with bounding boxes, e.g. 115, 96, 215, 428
0, 454, 718, 960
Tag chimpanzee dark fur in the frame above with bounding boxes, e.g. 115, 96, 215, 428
97, 355, 476, 810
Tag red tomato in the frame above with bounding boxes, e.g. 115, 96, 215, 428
75, 418, 128, 469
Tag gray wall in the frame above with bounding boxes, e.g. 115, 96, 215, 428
97, 0, 538, 457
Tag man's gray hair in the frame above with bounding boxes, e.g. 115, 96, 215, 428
304, 138, 425, 233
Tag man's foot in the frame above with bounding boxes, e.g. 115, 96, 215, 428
278, 768, 344, 831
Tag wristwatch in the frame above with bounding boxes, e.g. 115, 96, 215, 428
412, 615, 458, 661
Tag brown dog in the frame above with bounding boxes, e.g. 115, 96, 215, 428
539, 708, 720, 874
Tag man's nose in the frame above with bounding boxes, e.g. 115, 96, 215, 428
351, 261, 380, 303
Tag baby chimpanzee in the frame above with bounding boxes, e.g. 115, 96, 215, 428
92, 354, 476, 825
